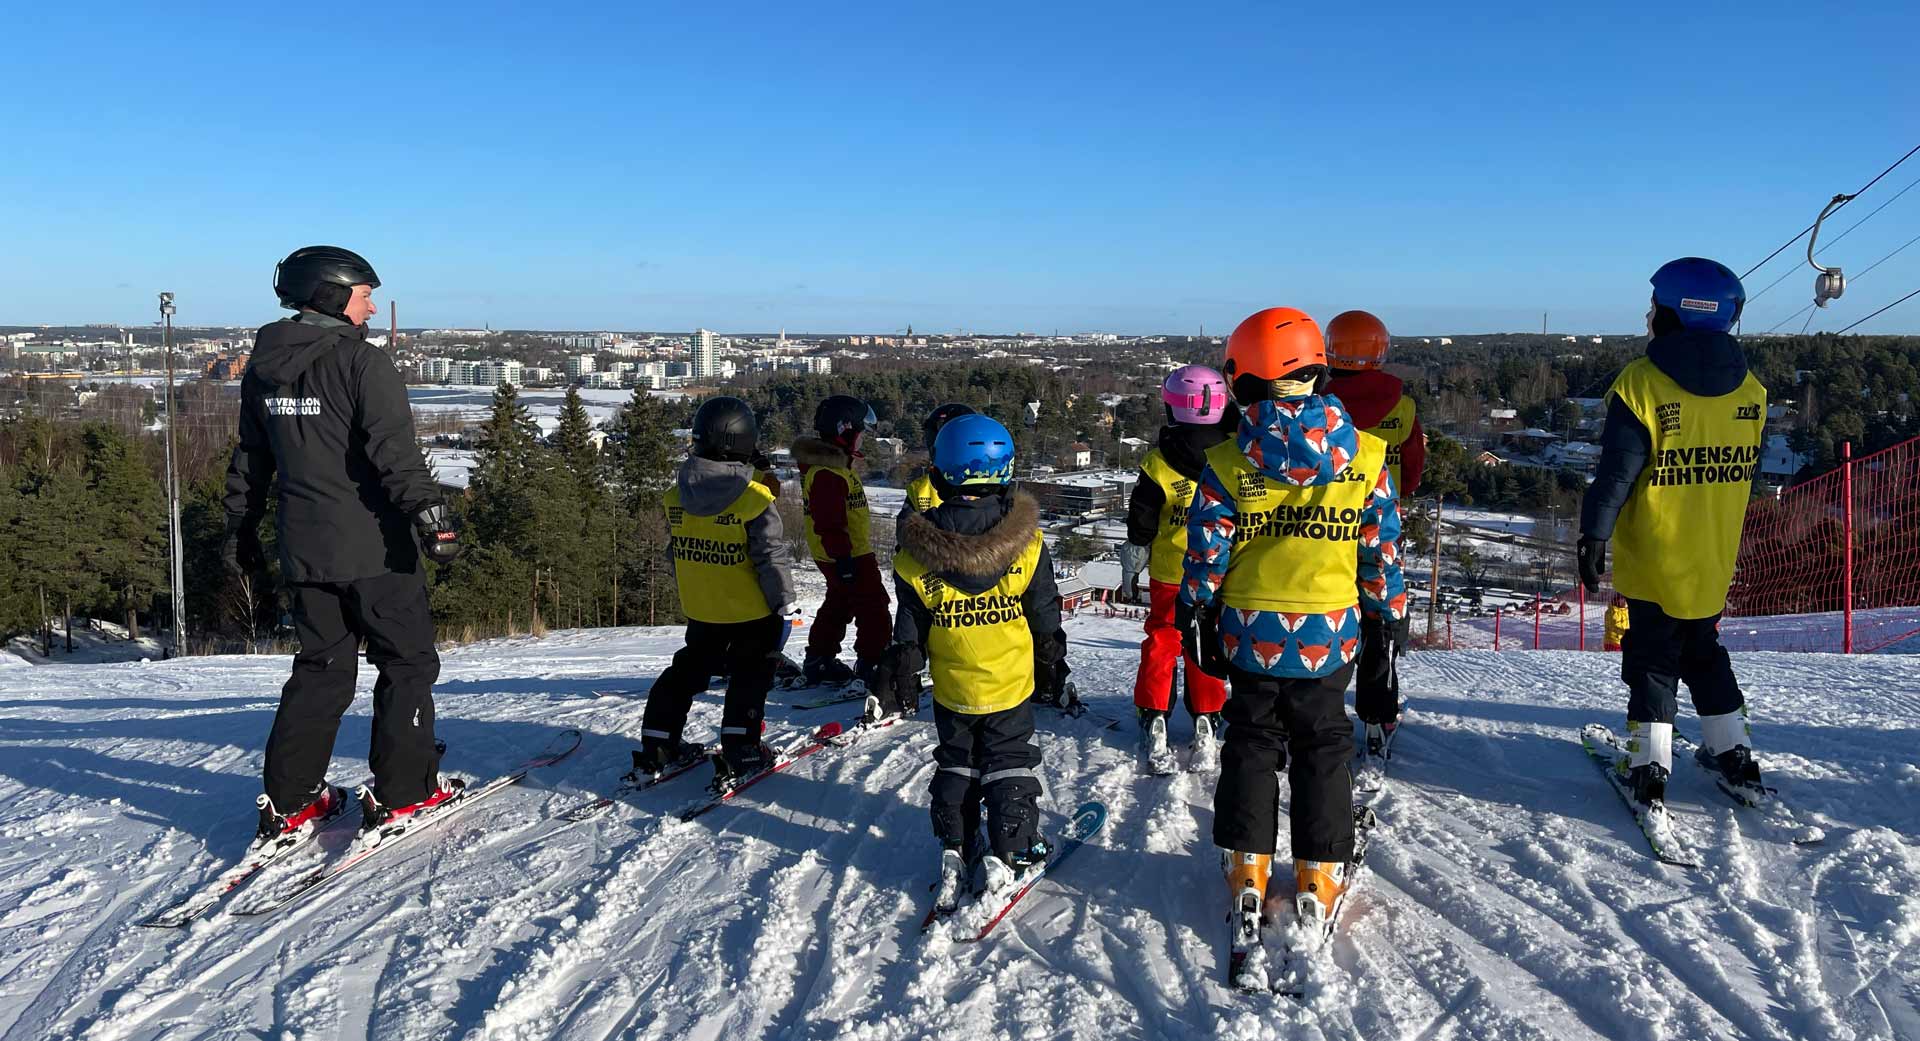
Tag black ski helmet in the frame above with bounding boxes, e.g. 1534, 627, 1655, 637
813, 394, 876, 443
921, 402, 975, 448
274, 245, 381, 316
691, 396, 759, 462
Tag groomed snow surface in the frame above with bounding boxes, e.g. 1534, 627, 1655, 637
1, 611, 1916, 1041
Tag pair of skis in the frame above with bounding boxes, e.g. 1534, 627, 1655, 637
921, 801, 1109, 942
1580, 723, 1823, 869
139, 728, 584, 927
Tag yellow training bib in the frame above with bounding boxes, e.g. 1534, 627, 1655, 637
905, 471, 942, 514
802, 463, 873, 561
1203, 433, 1387, 614
1364, 395, 1416, 496
1138, 449, 1198, 585
1607, 357, 1766, 619
895, 533, 1044, 715
666, 481, 777, 624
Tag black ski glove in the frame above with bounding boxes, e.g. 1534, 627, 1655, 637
1577, 537, 1607, 595
832, 556, 858, 583
415, 504, 465, 566
1178, 599, 1231, 679
872, 643, 923, 715
223, 514, 267, 577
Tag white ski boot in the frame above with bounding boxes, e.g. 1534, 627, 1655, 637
934, 847, 968, 914
1140, 710, 1178, 776
1189, 712, 1221, 772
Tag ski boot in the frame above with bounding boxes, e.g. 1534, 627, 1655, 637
1190, 712, 1222, 772
357, 779, 464, 847
255, 784, 350, 844
802, 655, 857, 689
1035, 681, 1085, 718
1626, 762, 1670, 808
772, 653, 804, 687
1293, 858, 1351, 944
627, 737, 706, 783
710, 742, 774, 795
981, 838, 1052, 896
1364, 720, 1396, 760
1695, 743, 1768, 806
1138, 709, 1177, 776
1224, 850, 1274, 990
934, 847, 970, 914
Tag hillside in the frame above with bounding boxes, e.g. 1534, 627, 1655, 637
0, 612, 1915, 1041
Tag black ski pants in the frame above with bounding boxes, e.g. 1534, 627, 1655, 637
930, 700, 1042, 859
1621, 598, 1743, 725
1353, 614, 1406, 726
266, 571, 441, 810
642, 616, 781, 753
1215, 663, 1357, 863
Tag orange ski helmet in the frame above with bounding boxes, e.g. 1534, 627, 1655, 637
1326, 310, 1389, 371
1224, 307, 1324, 382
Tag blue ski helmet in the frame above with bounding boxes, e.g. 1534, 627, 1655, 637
932, 414, 1015, 488
1650, 257, 1745, 332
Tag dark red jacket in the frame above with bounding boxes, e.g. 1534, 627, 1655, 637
1327, 369, 1424, 497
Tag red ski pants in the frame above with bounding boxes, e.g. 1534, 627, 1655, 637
806, 554, 893, 662
1132, 579, 1227, 715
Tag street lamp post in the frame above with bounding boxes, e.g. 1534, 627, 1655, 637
160, 292, 187, 658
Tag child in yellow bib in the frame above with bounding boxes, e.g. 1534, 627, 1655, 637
867, 415, 1066, 919
636, 397, 799, 788
1578, 258, 1769, 814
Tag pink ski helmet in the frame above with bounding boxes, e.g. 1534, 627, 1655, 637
1162, 364, 1230, 424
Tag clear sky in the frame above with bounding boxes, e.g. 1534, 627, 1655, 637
5, 2, 1919, 336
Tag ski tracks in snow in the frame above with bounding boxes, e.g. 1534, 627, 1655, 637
2, 622, 1917, 1039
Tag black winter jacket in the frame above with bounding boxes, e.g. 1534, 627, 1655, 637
1581, 329, 1751, 540
224, 314, 441, 583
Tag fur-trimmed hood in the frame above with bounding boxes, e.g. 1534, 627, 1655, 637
791, 436, 853, 471
900, 491, 1040, 595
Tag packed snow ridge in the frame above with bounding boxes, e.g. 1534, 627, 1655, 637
0, 611, 1915, 1041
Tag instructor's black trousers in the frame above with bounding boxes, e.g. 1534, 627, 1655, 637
266, 571, 441, 810
1621, 598, 1743, 725
642, 616, 781, 754
1215, 663, 1356, 863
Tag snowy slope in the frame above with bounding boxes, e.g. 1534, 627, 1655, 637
1, 613, 1916, 1041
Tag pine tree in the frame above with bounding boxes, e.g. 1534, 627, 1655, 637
553, 386, 599, 490
79, 424, 167, 639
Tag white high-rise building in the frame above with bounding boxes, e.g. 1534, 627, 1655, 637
567, 354, 597, 379
691, 328, 717, 379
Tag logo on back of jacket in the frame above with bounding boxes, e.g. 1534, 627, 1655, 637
1375, 416, 1403, 430
264, 397, 322, 417
1734, 404, 1761, 421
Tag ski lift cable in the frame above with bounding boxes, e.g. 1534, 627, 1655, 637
1769, 229, 1920, 333
1835, 285, 1920, 335
1739, 141, 1920, 281
1747, 171, 1920, 305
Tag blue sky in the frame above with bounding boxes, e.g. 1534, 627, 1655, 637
5, 2, 1919, 335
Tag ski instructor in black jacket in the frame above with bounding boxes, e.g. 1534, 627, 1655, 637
224, 245, 465, 842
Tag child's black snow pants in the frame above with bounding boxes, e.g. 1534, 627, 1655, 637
1215, 663, 1357, 863
930, 700, 1042, 859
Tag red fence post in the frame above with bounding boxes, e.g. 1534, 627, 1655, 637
1533, 593, 1542, 650
1494, 607, 1502, 651
1578, 583, 1587, 652
1843, 440, 1854, 654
